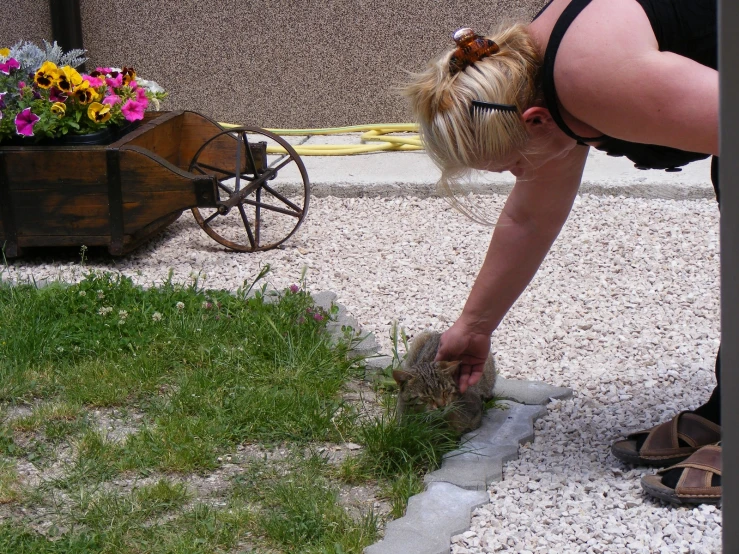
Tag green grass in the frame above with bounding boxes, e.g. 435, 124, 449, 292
0, 267, 467, 553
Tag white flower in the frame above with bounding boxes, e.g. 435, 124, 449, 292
78, 290, 86, 297
98, 306, 113, 316
176, 302, 185, 310
118, 310, 128, 320
137, 78, 165, 94
97, 290, 105, 299
152, 312, 163, 322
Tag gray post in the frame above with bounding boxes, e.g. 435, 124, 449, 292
719, 0, 738, 550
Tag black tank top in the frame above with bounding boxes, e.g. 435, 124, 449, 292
535, 0, 716, 171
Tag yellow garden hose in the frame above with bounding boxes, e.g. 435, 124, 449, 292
218, 122, 423, 156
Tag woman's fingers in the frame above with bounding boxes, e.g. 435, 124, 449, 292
458, 363, 484, 393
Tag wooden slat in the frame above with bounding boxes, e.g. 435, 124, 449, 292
120, 113, 183, 167
117, 147, 216, 234
13, 191, 110, 236
3, 150, 107, 189
17, 235, 110, 247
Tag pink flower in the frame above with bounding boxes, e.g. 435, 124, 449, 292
129, 80, 138, 90
83, 74, 104, 88
121, 99, 146, 121
289, 284, 300, 294
17, 81, 26, 90
15, 108, 39, 137
313, 313, 325, 322
135, 87, 149, 109
103, 93, 121, 106
105, 74, 123, 88
95, 67, 112, 74
0, 58, 20, 75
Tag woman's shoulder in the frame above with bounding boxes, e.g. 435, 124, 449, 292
551, 0, 718, 154
553, 0, 660, 93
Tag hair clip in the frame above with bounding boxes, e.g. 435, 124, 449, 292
449, 28, 500, 75
469, 100, 518, 115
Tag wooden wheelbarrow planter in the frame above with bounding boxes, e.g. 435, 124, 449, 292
0, 110, 310, 258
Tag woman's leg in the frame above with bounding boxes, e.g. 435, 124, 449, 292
692, 156, 721, 425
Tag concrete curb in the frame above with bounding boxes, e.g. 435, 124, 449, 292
311, 291, 575, 554
294, 144, 714, 200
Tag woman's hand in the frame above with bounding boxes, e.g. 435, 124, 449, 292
434, 321, 492, 393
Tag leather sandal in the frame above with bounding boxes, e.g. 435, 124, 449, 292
641, 443, 722, 505
611, 411, 721, 467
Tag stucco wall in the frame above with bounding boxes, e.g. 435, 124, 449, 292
2, 1, 52, 46
4, 0, 547, 127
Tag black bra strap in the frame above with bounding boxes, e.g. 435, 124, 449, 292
541, 0, 607, 143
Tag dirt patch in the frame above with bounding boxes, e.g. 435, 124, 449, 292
0, 378, 396, 541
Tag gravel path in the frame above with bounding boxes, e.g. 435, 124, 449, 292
3, 193, 722, 553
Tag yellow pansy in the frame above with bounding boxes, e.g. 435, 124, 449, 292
73, 80, 98, 104
0, 48, 9, 58
34, 61, 59, 89
50, 102, 67, 117
58, 66, 83, 92
87, 102, 111, 124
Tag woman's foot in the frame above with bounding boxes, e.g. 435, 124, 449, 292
611, 411, 721, 467
640, 443, 722, 505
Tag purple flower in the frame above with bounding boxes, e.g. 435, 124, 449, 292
121, 99, 146, 121
0, 58, 19, 75
0, 92, 5, 110
49, 87, 67, 102
289, 284, 300, 294
313, 313, 325, 322
32, 90, 41, 99
15, 108, 39, 137
17, 81, 26, 90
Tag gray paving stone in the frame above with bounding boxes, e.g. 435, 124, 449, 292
350, 332, 381, 357
363, 355, 393, 374
364, 482, 488, 554
311, 290, 337, 311
424, 402, 545, 491
493, 376, 573, 405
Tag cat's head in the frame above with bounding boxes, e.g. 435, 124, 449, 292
393, 361, 461, 412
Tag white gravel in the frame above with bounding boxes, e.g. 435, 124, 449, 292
3, 192, 722, 553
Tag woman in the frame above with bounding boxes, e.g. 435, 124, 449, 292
405, 0, 721, 505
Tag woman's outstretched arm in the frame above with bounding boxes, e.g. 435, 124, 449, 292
436, 144, 589, 392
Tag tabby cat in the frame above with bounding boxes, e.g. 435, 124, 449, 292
392, 331, 497, 434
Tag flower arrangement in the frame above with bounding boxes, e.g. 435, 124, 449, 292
0, 40, 166, 144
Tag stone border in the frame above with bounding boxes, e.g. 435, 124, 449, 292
311, 291, 574, 554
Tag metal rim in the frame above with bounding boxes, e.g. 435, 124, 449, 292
189, 126, 310, 252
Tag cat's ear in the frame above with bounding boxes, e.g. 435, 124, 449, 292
392, 369, 413, 384
435, 361, 461, 376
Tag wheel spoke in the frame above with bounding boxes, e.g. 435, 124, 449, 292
242, 198, 302, 218
196, 161, 239, 178
261, 183, 303, 213
203, 210, 220, 225
269, 156, 294, 174
217, 181, 234, 195
237, 204, 257, 249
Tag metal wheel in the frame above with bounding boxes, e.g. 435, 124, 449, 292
189, 126, 310, 252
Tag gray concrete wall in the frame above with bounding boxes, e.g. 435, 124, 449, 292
3, 0, 546, 127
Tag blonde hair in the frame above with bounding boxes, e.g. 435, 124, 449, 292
404, 23, 542, 222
